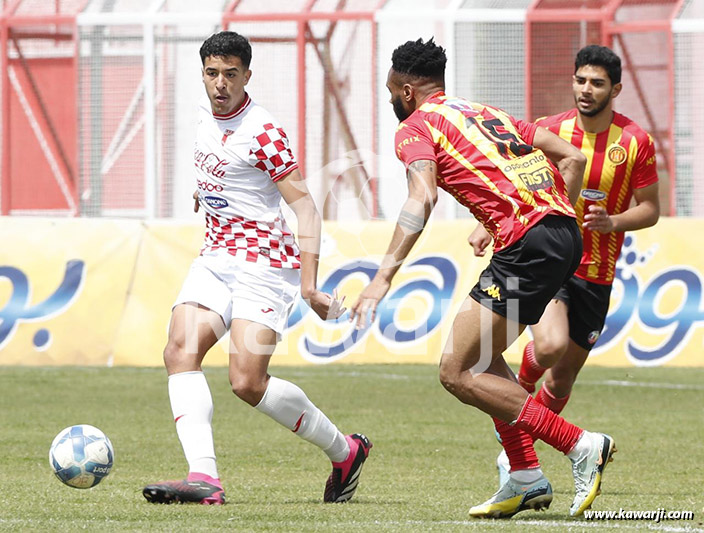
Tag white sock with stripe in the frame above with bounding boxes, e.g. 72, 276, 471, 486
168, 371, 219, 479
255, 376, 349, 462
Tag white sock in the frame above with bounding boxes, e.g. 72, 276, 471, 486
567, 431, 593, 462
255, 376, 349, 462
510, 468, 544, 484
168, 371, 219, 479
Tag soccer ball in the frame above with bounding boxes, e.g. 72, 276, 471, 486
49, 425, 114, 489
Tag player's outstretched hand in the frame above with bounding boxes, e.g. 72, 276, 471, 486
582, 205, 614, 233
349, 278, 391, 330
467, 223, 492, 257
307, 288, 346, 321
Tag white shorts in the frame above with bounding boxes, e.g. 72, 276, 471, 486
174, 251, 301, 335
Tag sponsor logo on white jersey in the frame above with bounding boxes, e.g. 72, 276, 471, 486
197, 179, 223, 192
204, 196, 228, 209
194, 149, 228, 179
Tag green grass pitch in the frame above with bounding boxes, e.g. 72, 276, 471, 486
0, 365, 702, 532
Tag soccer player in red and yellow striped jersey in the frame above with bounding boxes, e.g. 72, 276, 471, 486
350, 38, 616, 518
536, 107, 658, 285
395, 96, 577, 250
470, 45, 658, 509
515, 46, 659, 399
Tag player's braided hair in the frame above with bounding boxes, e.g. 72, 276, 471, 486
200, 31, 252, 68
575, 45, 622, 85
391, 38, 446, 81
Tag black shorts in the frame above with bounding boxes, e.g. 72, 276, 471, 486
553, 276, 612, 351
469, 215, 581, 325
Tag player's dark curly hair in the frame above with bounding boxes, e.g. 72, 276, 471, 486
575, 45, 621, 85
200, 31, 252, 68
391, 38, 446, 81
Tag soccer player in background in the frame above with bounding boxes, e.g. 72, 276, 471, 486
468, 45, 659, 488
143, 31, 371, 505
349, 38, 615, 518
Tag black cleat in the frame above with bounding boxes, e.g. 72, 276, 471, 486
143, 478, 225, 505
324, 433, 372, 503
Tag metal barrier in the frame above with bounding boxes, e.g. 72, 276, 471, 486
1, 0, 701, 218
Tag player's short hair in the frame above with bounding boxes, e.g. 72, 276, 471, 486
391, 38, 446, 82
575, 45, 621, 85
200, 31, 252, 68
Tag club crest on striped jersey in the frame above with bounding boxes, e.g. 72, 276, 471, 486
607, 143, 627, 166
580, 189, 607, 201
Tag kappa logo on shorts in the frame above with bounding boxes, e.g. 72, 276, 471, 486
587, 330, 601, 344
481, 284, 502, 301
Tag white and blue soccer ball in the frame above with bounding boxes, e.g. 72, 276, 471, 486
49, 425, 114, 489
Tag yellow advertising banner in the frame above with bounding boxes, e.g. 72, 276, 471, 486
0, 218, 142, 366
1, 217, 703, 367
265, 218, 704, 368
265, 220, 488, 366
111, 221, 204, 366
576, 218, 704, 368
110, 219, 488, 367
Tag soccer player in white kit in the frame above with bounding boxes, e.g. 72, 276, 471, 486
143, 31, 371, 505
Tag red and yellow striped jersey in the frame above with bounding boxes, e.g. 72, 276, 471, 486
536, 109, 658, 284
394, 92, 575, 252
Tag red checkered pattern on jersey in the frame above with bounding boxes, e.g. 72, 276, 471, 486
202, 213, 301, 269
249, 123, 298, 181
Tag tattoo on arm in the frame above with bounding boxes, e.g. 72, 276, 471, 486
398, 209, 425, 233
407, 160, 436, 180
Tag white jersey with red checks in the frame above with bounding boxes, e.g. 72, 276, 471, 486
193, 93, 301, 269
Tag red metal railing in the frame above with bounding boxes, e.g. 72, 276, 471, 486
221, 0, 385, 218
0, 0, 89, 214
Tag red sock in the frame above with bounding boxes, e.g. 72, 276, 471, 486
493, 417, 540, 471
518, 341, 546, 391
514, 396, 583, 454
535, 383, 570, 415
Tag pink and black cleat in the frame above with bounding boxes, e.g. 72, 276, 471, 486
324, 433, 372, 503
143, 472, 225, 505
